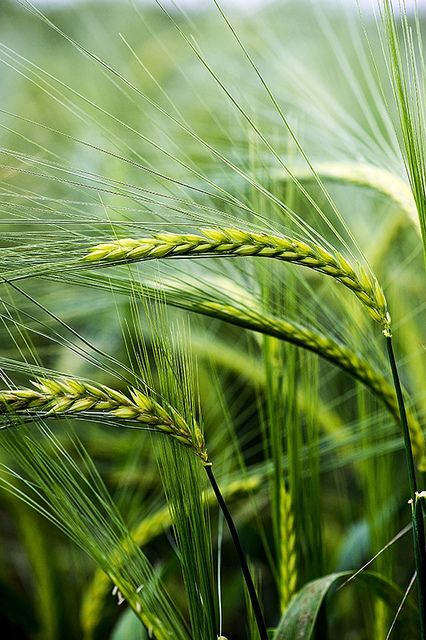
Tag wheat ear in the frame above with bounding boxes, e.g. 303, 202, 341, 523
84, 228, 391, 335
172, 298, 424, 468
275, 163, 418, 231
0, 378, 208, 463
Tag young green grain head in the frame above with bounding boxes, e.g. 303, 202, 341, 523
0, 378, 209, 464
84, 227, 391, 336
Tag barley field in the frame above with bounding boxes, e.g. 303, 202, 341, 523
0, 0, 425, 638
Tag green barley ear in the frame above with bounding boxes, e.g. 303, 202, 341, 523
70, 270, 424, 468
0, 378, 209, 464
83, 227, 391, 335
274, 162, 419, 232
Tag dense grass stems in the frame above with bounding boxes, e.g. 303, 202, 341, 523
78, 271, 426, 468
1, 0, 425, 637
84, 228, 391, 334
0, 378, 209, 462
382, 0, 426, 261
81, 474, 263, 639
0, 377, 268, 638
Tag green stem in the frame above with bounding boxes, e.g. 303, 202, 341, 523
386, 337, 417, 497
386, 336, 426, 639
205, 464, 268, 640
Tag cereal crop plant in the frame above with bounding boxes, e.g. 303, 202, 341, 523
0, 0, 424, 638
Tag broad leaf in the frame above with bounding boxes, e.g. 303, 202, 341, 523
273, 571, 417, 639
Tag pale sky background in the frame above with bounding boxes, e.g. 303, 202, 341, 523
28, 0, 426, 10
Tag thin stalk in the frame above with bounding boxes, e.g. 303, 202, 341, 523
386, 336, 426, 639
413, 494, 426, 640
386, 337, 418, 497
204, 464, 268, 640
